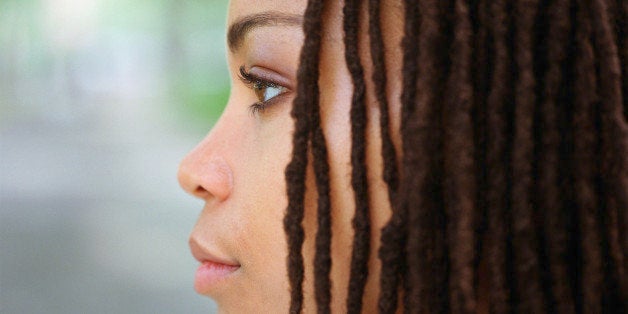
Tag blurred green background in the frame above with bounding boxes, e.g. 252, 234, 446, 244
1, 0, 230, 313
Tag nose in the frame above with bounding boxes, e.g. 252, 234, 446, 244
177, 140, 233, 202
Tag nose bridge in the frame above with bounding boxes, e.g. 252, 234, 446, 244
177, 119, 234, 202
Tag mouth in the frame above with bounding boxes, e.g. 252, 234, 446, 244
189, 237, 240, 294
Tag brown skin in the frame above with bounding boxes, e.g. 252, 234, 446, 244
178, 0, 404, 312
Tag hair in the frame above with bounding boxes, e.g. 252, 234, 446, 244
284, 0, 628, 313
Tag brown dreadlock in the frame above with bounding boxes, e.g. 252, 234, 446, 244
284, 0, 628, 313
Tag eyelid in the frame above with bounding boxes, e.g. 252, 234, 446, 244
237, 66, 279, 88
238, 66, 264, 86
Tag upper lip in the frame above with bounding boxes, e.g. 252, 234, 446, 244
189, 236, 240, 267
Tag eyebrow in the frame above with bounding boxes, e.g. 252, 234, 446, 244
227, 12, 303, 53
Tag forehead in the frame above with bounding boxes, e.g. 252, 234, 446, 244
227, 0, 307, 25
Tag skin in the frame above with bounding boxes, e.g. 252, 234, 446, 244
178, 0, 404, 312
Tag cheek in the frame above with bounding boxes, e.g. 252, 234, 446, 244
228, 108, 294, 303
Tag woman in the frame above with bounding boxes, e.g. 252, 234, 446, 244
178, 0, 628, 312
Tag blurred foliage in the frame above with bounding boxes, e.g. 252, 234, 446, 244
160, 0, 231, 132
0, 0, 231, 132
174, 81, 230, 133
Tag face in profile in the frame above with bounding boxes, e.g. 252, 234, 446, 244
178, 0, 403, 312
180, 0, 628, 311
177, 0, 306, 312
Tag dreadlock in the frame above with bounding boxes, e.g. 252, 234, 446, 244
377, 0, 419, 312
589, 0, 628, 309
284, 0, 628, 312
284, 0, 325, 313
510, 0, 545, 313
483, 2, 515, 312
369, 0, 403, 311
442, 0, 475, 312
342, 0, 372, 313
572, 2, 602, 312
535, 0, 575, 312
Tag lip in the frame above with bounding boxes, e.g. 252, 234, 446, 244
189, 237, 240, 294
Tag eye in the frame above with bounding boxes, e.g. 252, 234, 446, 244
251, 81, 284, 103
238, 66, 288, 115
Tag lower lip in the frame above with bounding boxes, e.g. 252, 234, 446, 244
194, 261, 239, 293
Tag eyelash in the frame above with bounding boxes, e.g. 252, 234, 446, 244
238, 66, 287, 115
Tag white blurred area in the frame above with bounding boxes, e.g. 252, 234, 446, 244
1, 0, 229, 313
44, 0, 99, 50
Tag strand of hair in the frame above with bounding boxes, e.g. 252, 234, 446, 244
619, 0, 628, 278
468, 0, 492, 311
620, 0, 628, 121
589, 0, 628, 307
367, 0, 403, 311
534, 0, 577, 312
607, 0, 628, 121
510, 0, 547, 313
406, 0, 451, 312
442, 0, 476, 313
306, 2, 334, 312
367, 0, 399, 198
485, 0, 514, 312
311, 19, 333, 314
571, 2, 604, 312
342, 0, 371, 313
285, 0, 326, 312
311, 120, 333, 314
396, 0, 420, 311
403, 0, 435, 309
607, 0, 628, 120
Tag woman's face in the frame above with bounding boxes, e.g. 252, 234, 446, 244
178, 0, 403, 312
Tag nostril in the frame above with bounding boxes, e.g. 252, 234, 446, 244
195, 186, 209, 198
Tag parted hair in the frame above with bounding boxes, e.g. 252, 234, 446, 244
284, 0, 628, 313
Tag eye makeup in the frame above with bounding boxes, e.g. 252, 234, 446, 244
238, 66, 289, 115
